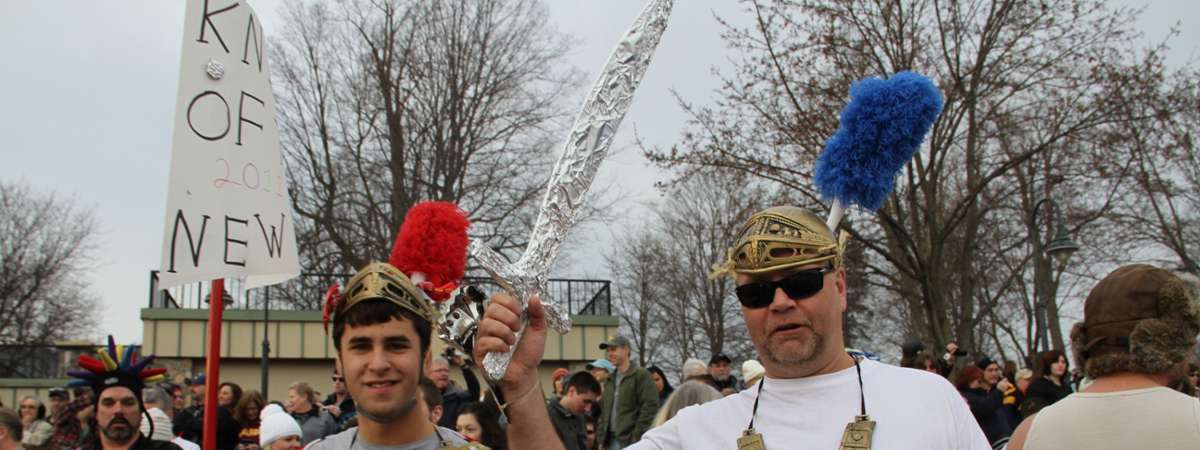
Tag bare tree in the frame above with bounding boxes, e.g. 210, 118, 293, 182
606, 226, 669, 368
645, 0, 1181, 356
273, 0, 581, 287
0, 181, 98, 376
607, 171, 763, 372
1110, 64, 1200, 275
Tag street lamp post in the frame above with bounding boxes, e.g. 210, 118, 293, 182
1031, 198, 1080, 353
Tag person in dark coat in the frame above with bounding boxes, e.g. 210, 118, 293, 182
547, 372, 602, 450
956, 366, 1012, 445
428, 355, 481, 430
321, 370, 355, 429
1022, 350, 1073, 415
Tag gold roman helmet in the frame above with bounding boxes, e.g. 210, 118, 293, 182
714, 206, 848, 278
324, 262, 441, 333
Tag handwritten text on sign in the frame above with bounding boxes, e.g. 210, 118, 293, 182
158, 0, 299, 290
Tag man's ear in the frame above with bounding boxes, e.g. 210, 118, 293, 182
835, 268, 848, 313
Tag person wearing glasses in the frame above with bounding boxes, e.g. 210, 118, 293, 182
474, 206, 990, 449
322, 369, 356, 429
17, 396, 52, 450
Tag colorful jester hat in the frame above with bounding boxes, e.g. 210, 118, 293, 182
68, 335, 167, 405
323, 201, 470, 334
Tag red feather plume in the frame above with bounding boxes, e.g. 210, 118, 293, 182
77, 355, 106, 374
322, 283, 342, 334
139, 367, 168, 379
389, 201, 470, 302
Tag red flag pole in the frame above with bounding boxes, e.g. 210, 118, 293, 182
202, 278, 224, 450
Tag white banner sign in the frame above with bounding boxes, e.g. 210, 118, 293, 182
158, 0, 299, 290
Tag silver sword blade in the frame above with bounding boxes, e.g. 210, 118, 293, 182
472, 0, 674, 381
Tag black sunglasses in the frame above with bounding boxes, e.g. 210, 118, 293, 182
735, 266, 833, 308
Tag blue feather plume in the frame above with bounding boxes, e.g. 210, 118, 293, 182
67, 370, 98, 380
129, 354, 156, 374
814, 71, 943, 211
121, 345, 135, 370
106, 335, 118, 362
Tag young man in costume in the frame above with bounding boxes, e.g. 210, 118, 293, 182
308, 201, 481, 450
475, 206, 990, 449
306, 262, 475, 450
68, 337, 180, 450
1007, 265, 1200, 449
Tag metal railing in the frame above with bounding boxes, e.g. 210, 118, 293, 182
148, 271, 611, 316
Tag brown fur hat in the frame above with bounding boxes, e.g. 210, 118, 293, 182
1070, 265, 1200, 379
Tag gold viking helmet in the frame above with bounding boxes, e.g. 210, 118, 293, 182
331, 262, 441, 328
715, 206, 849, 278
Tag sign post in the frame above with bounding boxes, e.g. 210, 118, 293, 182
158, 2, 298, 449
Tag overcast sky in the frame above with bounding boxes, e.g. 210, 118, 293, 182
0, 1, 1195, 345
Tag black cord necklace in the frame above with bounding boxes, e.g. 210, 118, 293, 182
737, 354, 875, 450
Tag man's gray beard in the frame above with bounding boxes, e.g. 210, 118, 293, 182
102, 415, 138, 443
357, 397, 418, 424
714, 373, 730, 382
763, 331, 824, 367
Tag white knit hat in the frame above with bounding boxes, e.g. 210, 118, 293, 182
742, 360, 765, 386
139, 407, 175, 441
259, 404, 302, 447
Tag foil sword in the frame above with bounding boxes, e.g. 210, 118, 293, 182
469, 0, 674, 380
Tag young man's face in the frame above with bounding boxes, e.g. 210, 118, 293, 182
338, 316, 424, 423
738, 264, 847, 376
983, 363, 1002, 386
606, 346, 630, 368
562, 387, 598, 415
189, 384, 205, 405
96, 387, 141, 444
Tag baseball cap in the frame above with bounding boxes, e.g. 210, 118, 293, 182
185, 373, 206, 385
709, 353, 732, 365
48, 387, 69, 400
598, 336, 631, 350
586, 359, 616, 373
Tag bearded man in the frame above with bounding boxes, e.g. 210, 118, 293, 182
475, 206, 991, 449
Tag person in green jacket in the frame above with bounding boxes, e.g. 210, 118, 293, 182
596, 336, 659, 449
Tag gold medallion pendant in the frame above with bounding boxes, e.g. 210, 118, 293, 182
737, 428, 767, 450
838, 415, 876, 450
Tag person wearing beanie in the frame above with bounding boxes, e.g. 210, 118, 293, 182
140, 408, 198, 450
741, 360, 765, 388
1008, 264, 1200, 449
259, 405, 303, 450
67, 336, 180, 450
